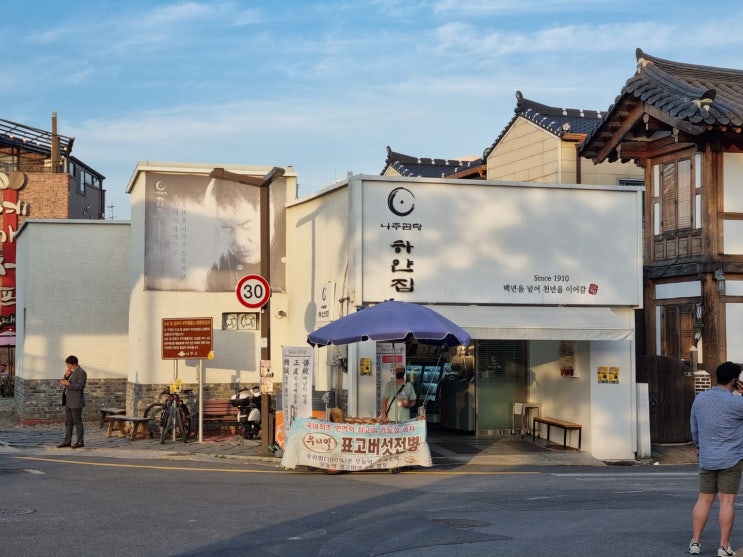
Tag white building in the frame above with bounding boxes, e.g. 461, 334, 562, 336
14, 162, 296, 422
13, 166, 647, 461
285, 175, 646, 461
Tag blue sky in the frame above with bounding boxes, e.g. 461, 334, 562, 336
3, 0, 743, 220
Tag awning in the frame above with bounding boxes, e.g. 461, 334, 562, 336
426, 305, 633, 341
0, 331, 14, 346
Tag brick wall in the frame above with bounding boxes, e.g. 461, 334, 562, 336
9, 377, 319, 428
19, 173, 71, 222
694, 370, 711, 395
15, 376, 127, 424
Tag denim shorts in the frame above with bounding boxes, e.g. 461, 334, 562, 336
699, 460, 743, 494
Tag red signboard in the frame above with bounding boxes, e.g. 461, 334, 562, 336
162, 317, 213, 359
0, 171, 26, 333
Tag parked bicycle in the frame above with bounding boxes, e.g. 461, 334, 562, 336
144, 386, 193, 443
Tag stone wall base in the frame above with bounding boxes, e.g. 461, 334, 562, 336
11, 377, 339, 425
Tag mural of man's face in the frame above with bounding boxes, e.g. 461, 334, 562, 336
217, 200, 260, 264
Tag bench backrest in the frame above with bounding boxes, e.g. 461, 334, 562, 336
203, 399, 235, 416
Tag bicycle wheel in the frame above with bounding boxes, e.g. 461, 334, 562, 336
159, 407, 173, 444
143, 403, 165, 439
176, 408, 188, 443
180, 404, 192, 439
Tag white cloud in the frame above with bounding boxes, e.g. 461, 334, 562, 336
433, 0, 602, 16
6, 0, 743, 221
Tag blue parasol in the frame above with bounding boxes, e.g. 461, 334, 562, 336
307, 299, 470, 347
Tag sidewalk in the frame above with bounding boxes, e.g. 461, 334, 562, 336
0, 399, 694, 467
0, 424, 694, 467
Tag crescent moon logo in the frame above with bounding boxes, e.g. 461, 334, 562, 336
387, 187, 415, 216
155, 180, 165, 191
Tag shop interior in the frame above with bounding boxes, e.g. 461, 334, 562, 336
405, 340, 528, 435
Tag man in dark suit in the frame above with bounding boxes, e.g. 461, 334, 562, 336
57, 355, 87, 449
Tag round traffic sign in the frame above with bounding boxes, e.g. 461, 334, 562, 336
235, 274, 271, 309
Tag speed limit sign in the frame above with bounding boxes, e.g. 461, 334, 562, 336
235, 274, 271, 309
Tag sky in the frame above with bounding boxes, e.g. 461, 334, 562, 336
3, 0, 743, 220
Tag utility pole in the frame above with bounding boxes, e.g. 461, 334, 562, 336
209, 167, 285, 455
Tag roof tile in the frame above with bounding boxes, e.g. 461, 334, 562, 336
483, 91, 604, 158
381, 147, 484, 179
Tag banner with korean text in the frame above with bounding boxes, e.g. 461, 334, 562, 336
277, 346, 314, 447
281, 417, 432, 472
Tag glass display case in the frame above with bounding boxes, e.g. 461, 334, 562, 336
419, 366, 441, 404
406, 362, 445, 423
406, 365, 422, 389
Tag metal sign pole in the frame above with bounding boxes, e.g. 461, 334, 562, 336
259, 182, 271, 456
198, 359, 204, 443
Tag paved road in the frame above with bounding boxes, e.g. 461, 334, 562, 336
0, 449, 707, 557
1, 400, 704, 556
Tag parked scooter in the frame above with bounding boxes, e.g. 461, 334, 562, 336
230, 386, 261, 440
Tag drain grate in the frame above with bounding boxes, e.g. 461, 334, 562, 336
0, 508, 35, 516
0, 469, 43, 476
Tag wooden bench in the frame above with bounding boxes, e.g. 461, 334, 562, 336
201, 399, 235, 425
106, 415, 151, 441
533, 416, 582, 450
99, 407, 126, 428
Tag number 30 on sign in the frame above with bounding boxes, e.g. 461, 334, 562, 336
235, 274, 271, 309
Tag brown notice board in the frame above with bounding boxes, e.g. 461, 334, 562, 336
162, 317, 213, 360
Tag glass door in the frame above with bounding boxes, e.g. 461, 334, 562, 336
475, 340, 527, 435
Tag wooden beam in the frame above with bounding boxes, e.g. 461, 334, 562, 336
209, 166, 285, 188
619, 140, 696, 160
592, 101, 646, 163
644, 105, 705, 136
209, 168, 263, 186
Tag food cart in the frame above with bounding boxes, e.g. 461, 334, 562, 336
281, 300, 470, 473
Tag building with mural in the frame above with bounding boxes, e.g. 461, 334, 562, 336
13, 162, 295, 424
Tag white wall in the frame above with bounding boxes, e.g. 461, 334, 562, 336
727, 303, 743, 364
723, 153, 743, 255
723, 153, 743, 212
16, 220, 131, 380
286, 183, 351, 394
354, 176, 643, 306
529, 341, 592, 451
127, 162, 294, 387
588, 340, 636, 460
636, 383, 651, 459
502, 327, 637, 459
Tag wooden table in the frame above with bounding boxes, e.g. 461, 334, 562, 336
99, 407, 126, 428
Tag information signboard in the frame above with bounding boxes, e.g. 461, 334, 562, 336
162, 317, 213, 359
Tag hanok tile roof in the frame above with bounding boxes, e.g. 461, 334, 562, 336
581, 48, 743, 163
483, 91, 605, 159
381, 146, 484, 179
